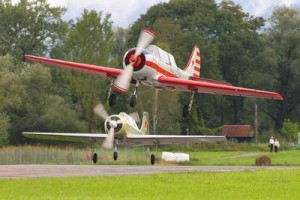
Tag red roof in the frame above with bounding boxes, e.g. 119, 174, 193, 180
222, 125, 252, 137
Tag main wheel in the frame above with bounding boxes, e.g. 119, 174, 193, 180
182, 105, 189, 118
129, 94, 137, 107
150, 154, 155, 165
113, 151, 118, 160
108, 93, 116, 107
92, 153, 98, 164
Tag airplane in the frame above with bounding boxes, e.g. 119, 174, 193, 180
22, 104, 226, 165
25, 28, 283, 118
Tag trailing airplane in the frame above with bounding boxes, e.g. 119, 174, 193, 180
22, 104, 226, 165
25, 28, 283, 118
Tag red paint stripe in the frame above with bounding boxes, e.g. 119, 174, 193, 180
143, 27, 156, 37
146, 61, 177, 77
195, 59, 201, 65
194, 67, 200, 72
196, 52, 200, 57
112, 84, 127, 94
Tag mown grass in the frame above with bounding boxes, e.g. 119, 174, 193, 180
1, 145, 300, 166
1, 169, 300, 199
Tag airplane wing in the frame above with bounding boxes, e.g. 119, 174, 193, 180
125, 134, 226, 147
22, 132, 107, 143
157, 76, 283, 100
25, 55, 122, 78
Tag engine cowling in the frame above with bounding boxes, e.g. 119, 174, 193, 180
123, 49, 146, 72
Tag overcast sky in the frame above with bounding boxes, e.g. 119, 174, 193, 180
12, 0, 300, 28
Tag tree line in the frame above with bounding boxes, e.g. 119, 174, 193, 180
0, 0, 300, 146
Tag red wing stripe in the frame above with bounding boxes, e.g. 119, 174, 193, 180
25, 55, 122, 78
157, 76, 283, 100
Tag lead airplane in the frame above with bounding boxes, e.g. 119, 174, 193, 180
25, 28, 283, 118
22, 104, 226, 165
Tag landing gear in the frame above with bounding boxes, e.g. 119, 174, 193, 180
108, 93, 116, 107
130, 94, 137, 107
150, 141, 159, 165
92, 153, 98, 164
182, 91, 196, 118
130, 81, 139, 107
107, 79, 116, 107
150, 154, 156, 165
182, 105, 189, 118
113, 151, 118, 160
113, 140, 119, 161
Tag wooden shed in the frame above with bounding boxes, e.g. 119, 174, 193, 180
222, 125, 253, 142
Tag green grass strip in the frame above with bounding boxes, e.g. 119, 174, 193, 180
1, 169, 300, 199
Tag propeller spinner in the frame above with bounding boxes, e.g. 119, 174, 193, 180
113, 28, 155, 93
93, 103, 140, 149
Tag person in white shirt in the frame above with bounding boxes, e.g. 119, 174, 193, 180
274, 138, 280, 153
269, 136, 274, 152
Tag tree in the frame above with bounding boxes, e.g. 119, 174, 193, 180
0, 55, 87, 144
127, 0, 266, 134
254, 7, 300, 130
0, 0, 67, 59
280, 119, 298, 142
50, 9, 116, 132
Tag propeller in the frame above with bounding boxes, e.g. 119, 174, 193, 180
93, 103, 109, 120
93, 103, 122, 149
114, 28, 155, 93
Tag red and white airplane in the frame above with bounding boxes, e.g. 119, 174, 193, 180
25, 28, 283, 118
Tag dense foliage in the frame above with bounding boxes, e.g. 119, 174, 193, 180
0, 0, 299, 145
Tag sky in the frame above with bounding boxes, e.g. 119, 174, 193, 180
12, 0, 300, 28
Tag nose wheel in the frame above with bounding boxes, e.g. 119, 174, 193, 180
130, 94, 137, 107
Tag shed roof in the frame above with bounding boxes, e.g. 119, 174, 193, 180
222, 125, 252, 137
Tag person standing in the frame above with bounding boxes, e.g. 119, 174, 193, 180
269, 136, 274, 152
274, 138, 280, 153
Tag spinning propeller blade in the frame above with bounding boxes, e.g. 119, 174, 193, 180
114, 28, 155, 93
93, 103, 109, 120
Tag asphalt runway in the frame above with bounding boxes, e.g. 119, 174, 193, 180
1, 165, 300, 178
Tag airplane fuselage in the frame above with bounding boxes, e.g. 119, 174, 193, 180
104, 112, 143, 138
123, 45, 191, 89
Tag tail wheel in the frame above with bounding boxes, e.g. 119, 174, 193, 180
150, 154, 155, 165
108, 93, 116, 107
113, 151, 118, 160
92, 153, 98, 164
130, 94, 137, 107
182, 105, 189, 118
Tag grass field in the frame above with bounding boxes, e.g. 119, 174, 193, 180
1, 169, 300, 199
1, 145, 300, 166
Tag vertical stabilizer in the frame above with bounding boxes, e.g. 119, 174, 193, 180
184, 45, 201, 78
140, 112, 149, 135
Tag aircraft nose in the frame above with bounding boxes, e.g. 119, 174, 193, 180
109, 120, 118, 128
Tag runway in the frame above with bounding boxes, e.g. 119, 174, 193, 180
1, 165, 300, 178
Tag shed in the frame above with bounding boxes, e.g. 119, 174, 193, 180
222, 125, 253, 142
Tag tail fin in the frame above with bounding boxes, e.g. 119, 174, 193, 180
184, 45, 201, 78
140, 112, 149, 135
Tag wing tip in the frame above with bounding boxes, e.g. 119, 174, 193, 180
275, 93, 283, 100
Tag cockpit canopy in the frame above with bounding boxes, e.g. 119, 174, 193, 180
146, 45, 178, 68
